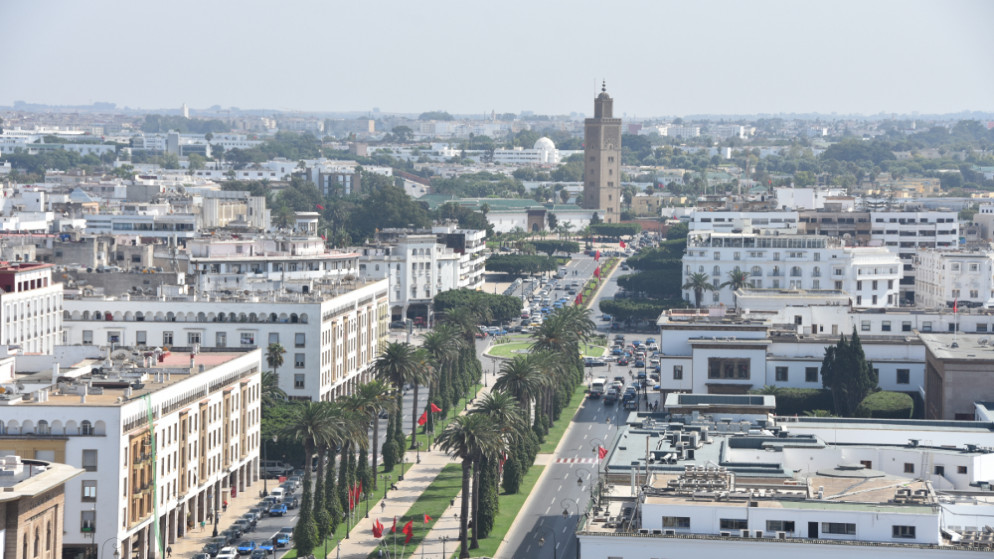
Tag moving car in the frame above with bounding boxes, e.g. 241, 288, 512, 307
216, 548, 238, 559
589, 377, 607, 399
269, 503, 288, 516
275, 529, 292, 548
236, 541, 257, 556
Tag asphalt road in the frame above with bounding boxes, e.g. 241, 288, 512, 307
500, 249, 648, 559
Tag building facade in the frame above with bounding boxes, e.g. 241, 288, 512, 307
915, 249, 994, 309
0, 456, 81, 559
0, 263, 63, 355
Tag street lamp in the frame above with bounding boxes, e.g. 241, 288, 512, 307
100, 537, 120, 559
441, 535, 448, 558
263, 435, 277, 497
212, 490, 220, 537
364, 491, 369, 519
561, 497, 579, 518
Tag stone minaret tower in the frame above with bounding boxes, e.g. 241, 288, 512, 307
582, 82, 622, 222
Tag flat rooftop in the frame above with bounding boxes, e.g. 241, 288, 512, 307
920, 333, 994, 361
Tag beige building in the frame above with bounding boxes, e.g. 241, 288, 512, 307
582, 83, 622, 223
920, 333, 994, 420
0, 456, 82, 559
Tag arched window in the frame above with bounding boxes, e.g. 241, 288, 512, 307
712, 265, 720, 276
813, 266, 821, 277
750, 266, 762, 277
81, 420, 93, 436
37, 420, 49, 435
23, 536, 27, 559
790, 266, 802, 277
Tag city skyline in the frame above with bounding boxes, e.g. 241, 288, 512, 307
2, 0, 992, 117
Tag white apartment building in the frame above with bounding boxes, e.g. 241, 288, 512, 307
687, 211, 799, 234
682, 232, 902, 308
84, 213, 198, 241
0, 348, 262, 559
915, 249, 994, 309
870, 210, 959, 299
185, 234, 360, 294
61, 279, 389, 401
0, 263, 63, 354
359, 234, 461, 322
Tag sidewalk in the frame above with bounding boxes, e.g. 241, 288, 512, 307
169, 477, 264, 557
330, 368, 497, 559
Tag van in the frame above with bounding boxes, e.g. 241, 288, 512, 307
260, 460, 292, 478
269, 488, 285, 503
590, 378, 607, 398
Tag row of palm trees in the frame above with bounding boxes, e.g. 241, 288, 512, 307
277, 302, 594, 558
682, 267, 751, 308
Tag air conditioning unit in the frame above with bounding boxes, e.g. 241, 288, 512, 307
741, 529, 751, 538
777, 531, 787, 539
755, 531, 764, 538
720, 531, 732, 537
664, 530, 676, 536
638, 529, 650, 535
651, 530, 662, 535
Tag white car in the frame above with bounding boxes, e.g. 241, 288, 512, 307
216, 547, 238, 559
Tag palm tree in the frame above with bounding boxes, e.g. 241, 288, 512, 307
436, 415, 507, 556
281, 402, 335, 553
492, 355, 546, 425
260, 370, 286, 408
344, 380, 395, 486
720, 267, 752, 308
469, 392, 525, 539
682, 272, 715, 308
266, 342, 286, 376
421, 325, 461, 430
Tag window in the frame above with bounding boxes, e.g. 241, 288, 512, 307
268, 333, 279, 345
163, 331, 173, 346
904, 463, 914, 473
136, 330, 147, 345
860, 460, 872, 469
82, 449, 97, 472
108, 331, 121, 344
902, 321, 912, 332
922, 321, 932, 333
80, 510, 95, 533
294, 374, 305, 389
294, 353, 305, 368
82, 480, 97, 501
934, 465, 945, 476
775, 367, 788, 382
720, 519, 748, 530
187, 332, 201, 345
951, 263, 961, 272
82, 330, 93, 344
216, 332, 226, 348
707, 358, 750, 379
822, 522, 856, 535
662, 516, 690, 528
673, 365, 683, 380
881, 321, 891, 332
81, 421, 94, 435
766, 520, 795, 532
834, 281, 843, 290
897, 369, 910, 385
240, 333, 255, 345
970, 263, 979, 272
892, 525, 916, 539
958, 465, 968, 474
805, 367, 818, 383
861, 320, 870, 332
978, 324, 988, 333
295, 333, 305, 348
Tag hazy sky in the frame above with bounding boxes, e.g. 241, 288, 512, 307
2, 0, 992, 117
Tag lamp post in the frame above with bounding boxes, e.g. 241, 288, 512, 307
561, 498, 579, 518
364, 491, 369, 519
441, 535, 448, 558
263, 435, 277, 497
345, 505, 351, 540
212, 488, 220, 537
100, 537, 120, 559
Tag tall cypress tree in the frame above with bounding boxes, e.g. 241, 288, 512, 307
821, 329, 878, 416
293, 470, 317, 555
312, 450, 331, 550
477, 455, 499, 538
324, 447, 342, 534
337, 442, 350, 512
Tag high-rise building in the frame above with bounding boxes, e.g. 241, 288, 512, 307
582, 83, 621, 222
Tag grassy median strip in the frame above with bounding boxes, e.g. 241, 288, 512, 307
468, 464, 545, 558
367, 463, 463, 559
539, 382, 588, 454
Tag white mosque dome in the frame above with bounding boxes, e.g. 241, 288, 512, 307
533, 137, 556, 151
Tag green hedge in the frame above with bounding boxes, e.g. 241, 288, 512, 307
857, 391, 914, 419
751, 388, 834, 416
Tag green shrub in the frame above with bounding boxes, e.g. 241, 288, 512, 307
857, 391, 914, 419
749, 387, 834, 416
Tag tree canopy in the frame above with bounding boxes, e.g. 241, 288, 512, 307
485, 254, 557, 277
433, 289, 523, 324
821, 329, 878, 417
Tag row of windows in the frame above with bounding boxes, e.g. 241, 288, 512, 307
661, 516, 917, 539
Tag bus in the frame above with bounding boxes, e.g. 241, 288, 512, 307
589, 377, 608, 399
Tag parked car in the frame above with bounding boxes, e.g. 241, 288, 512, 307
269, 503, 288, 516
250, 550, 268, 559
215, 548, 238, 559
193, 553, 210, 559
236, 541, 257, 556
275, 529, 292, 548
286, 496, 299, 510
203, 541, 227, 557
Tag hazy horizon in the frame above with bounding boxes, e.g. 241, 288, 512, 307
2, 0, 992, 117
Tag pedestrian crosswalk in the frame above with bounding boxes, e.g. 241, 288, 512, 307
555, 457, 597, 464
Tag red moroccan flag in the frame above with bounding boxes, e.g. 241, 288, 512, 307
593, 266, 601, 278
575, 293, 583, 305
418, 411, 428, 426
316, 203, 325, 210
598, 445, 608, 459
391, 517, 397, 533
620, 240, 626, 248
430, 403, 442, 413
372, 519, 384, 538
423, 514, 431, 524
595, 250, 600, 261
402, 520, 414, 544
